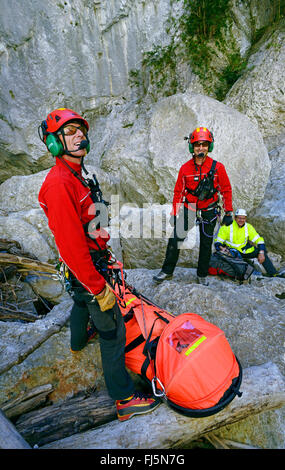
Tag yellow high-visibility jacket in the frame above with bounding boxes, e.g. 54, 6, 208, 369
215, 220, 265, 254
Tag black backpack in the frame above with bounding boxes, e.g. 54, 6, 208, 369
209, 251, 254, 281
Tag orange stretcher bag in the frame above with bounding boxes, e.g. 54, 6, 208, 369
154, 313, 242, 416
119, 286, 242, 417
119, 287, 175, 382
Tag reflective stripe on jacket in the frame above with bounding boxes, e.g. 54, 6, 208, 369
215, 220, 265, 253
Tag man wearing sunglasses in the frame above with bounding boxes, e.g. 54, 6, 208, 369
38, 108, 160, 421
153, 127, 233, 286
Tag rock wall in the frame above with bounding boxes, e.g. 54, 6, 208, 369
0, 0, 176, 168
0, 0, 284, 450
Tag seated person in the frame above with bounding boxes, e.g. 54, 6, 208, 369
214, 208, 284, 277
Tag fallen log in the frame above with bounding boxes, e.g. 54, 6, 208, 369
1, 384, 53, 420
0, 410, 31, 449
15, 389, 116, 447
41, 362, 285, 449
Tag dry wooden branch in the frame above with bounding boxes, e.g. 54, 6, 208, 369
1, 384, 54, 420
0, 253, 57, 275
0, 265, 18, 283
41, 362, 285, 449
204, 432, 261, 449
0, 305, 40, 322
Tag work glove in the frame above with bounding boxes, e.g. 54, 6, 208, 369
169, 215, 176, 227
222, 213, 233, 226
95, 284, 116, 312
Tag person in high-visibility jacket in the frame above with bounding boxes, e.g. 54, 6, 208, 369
214, 208, 278, 276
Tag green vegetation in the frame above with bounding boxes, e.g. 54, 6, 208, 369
215, 53, 248, 101
180, 0, 243, 99
129, 0, 285, 102
182, 0, 231, 40
129, 42, 179, 101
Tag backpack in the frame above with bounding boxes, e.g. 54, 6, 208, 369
119, 285, 243, 418
208, 251, 254, 281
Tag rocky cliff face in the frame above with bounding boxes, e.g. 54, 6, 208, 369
0, 0, 284, 449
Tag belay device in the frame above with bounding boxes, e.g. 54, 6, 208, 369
96, 254, 243, 418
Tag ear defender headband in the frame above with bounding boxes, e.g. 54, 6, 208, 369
39, 120, 90, 157
187, 128, 214, 153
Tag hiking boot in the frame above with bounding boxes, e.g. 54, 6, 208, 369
153, 271, 173, 283
197, 276, 209, 286
116, 391, 161, 422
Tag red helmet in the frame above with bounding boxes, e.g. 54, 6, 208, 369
188, 127, 214, 153
190, 127, 213, 144
44, 108, 89, 133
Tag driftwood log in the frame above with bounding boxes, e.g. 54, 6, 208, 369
1, 384, 54, 420
15, 389, 116, 447
0, 410, 31, 449
40, 362, 285, 449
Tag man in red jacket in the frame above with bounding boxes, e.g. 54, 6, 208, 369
38, 108, 160, 421
153, 127, 233, 286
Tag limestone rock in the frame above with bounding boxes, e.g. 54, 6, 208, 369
0, 0, 176, 171
0, 297, 106, 405
250, 145, 285, 258
225, 20, 285, 139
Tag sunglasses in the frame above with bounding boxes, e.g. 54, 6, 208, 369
194, 142, 209, 148
60, 124, 88, 137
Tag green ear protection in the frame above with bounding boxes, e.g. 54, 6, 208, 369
44, 131, 90, 156
188, 141, 214, 153
46, 133, 64, 156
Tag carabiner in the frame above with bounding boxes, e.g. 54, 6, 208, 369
151, 376, 166, 398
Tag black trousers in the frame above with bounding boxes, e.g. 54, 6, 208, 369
70, 284, 134, 401
241, 247, 277, 276
162, 205, 217, 277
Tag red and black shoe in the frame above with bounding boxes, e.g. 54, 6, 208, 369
116, 391, 161, 422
